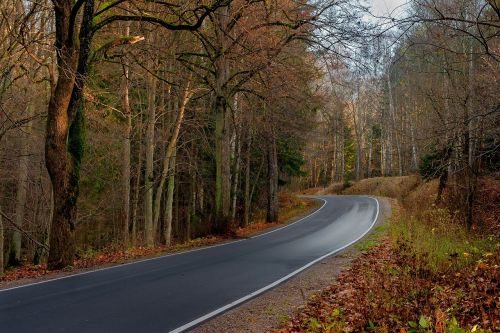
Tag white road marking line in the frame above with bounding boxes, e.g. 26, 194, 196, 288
251, 198, 327, 239
169, 196, 380, 333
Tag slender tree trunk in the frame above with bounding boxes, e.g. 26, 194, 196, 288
131, 117, 143, 247
214, 98, 231, 231
163, 155, 176, 246
410, 122, 418, 172
231, 131, 242, 221
0, 206, 4, 275
186, 166, 195, 241
267, 133, 279, 223
367, 139, 373, 178
353, 126, 362, 180
10, 104, 32, 265
214, 99, 224, 220
153, 81, 191, 230
144, 70, 157, 247
387, 70, 401, 176
213, 6, 232, 232
242, 133, 252, 228
121, 36, 132, 247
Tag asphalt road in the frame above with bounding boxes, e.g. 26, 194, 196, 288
0, 195, 379, 333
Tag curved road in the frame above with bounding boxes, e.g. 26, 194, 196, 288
0, 196, 379, 333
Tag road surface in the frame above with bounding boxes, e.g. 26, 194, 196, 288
0, 195, 379, 333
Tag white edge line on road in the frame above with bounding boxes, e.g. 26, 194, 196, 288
169, 196, 380, 333
0, 198, 328, 293
250, 198, 327, 239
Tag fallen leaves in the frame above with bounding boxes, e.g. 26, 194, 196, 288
0, 236, 225, 283
269, 239, 499, 332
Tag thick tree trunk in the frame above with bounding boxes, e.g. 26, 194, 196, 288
45, 0, 94, 270
267, 134, 278, 223
144, 71, 157, 247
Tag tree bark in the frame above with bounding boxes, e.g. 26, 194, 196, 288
153, 80, 191, 231
267, 133, 279, 223
144, 70, 157, 247
213, 6, 232, 233
163, 155, 176, 246
231, 129, 242, 221
121, 36, 132, 247
10, 103, 32, 265
130, 117, 143, 247
46, 0, 94, 269
186, 165, 195, 242
0, 206, 4, 275
242, 133, 252, 228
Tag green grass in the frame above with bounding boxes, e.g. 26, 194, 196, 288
354, 224, 388, 252
389, 206, 498, 273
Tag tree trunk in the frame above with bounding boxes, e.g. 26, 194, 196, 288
144, 70, 157, 247
153, 81, 191, 231
213, 6, 231, 232
214, 96, 231, 232
387, 70, 400, 176
121, 41, 132, 248
163, 155, 176, 246
410, 113, 418, 172
45, 0, 94, 270
0, 206, 4, 275
267, 134, 279, 223
242, 133, 252, 228
231, 130, 242, 221
367, 139, 373, 177
130, 117, 143, 247
10, 104, 32, 265
186, 165, 195, 242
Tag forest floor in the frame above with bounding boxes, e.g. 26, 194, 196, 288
268, 176, 499, 333
0, 191, 319, 289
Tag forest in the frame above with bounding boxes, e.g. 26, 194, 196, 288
0, 1, 498, 329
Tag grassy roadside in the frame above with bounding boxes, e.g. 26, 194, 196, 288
272, 176, 499, 333
0, 191, 318, 284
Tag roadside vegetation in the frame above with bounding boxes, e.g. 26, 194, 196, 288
272, 176, 499, 332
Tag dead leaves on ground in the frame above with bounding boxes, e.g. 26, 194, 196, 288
0, 236, 224, 283
270, 239, 499, 332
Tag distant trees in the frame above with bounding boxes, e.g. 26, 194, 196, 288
304, 0, 499, 229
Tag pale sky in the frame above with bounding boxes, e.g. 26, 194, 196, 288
370, 0, 408, 17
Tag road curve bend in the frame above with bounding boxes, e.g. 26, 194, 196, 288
0, 195, 379, 333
